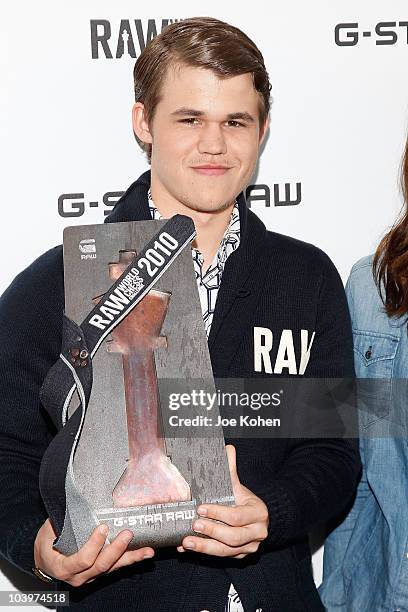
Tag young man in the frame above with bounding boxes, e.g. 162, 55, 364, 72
0, 17, 360, 612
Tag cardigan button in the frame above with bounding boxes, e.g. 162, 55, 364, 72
237, 289, 250, 298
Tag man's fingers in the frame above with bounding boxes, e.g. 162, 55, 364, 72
67, 530, 153, 586
61, 524, 110, 577
181, 535, 259, 558
81, 547, 155, 584
73, 530, 135, 582
197, 501, 264, 527
192, 518, 260, 547
36, 519, 155, 587
225, 445, 239, 487
105, 547, 155, 573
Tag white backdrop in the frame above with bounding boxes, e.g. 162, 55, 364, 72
2, 1, 408, 607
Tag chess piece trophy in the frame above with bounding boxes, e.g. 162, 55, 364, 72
93, 250, 191, 507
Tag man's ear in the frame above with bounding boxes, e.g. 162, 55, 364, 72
132, 102, 153, 145
259, 115, 270, 147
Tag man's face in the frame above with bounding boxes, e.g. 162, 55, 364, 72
134, 63, 269, 214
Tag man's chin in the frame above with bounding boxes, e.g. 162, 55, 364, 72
182, 199, 236, 215
181, 187, 240, 213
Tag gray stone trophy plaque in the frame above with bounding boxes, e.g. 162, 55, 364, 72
60, 220, 234, 552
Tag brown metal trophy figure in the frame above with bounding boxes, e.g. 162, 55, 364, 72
94, 250, 191, 508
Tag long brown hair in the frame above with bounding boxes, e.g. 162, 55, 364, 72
373, 137, 408, 317
133, 16, 272, 163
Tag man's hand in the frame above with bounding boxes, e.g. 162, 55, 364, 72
34, 519, 155, 587
177, 444, 269, 559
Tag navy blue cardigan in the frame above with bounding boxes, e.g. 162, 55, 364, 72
0, 170, 360, 611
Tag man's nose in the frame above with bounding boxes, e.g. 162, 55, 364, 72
197, 123, 227, 155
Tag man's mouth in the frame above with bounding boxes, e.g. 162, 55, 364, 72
191, 165, 231, 176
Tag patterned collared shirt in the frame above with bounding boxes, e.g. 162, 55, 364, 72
147, 188, 240, 337
147, 188, 244, 611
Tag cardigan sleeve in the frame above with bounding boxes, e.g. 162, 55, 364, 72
0, 247, 64, 576
256, 252, 362, 548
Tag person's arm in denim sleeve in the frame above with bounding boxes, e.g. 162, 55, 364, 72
318, 266, 371, 607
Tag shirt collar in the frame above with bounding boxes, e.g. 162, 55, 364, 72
147, 188, 241, 253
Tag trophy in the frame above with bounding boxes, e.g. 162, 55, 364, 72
40, 218, 235, 554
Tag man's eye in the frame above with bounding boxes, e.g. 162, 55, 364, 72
179, 118, 245, 127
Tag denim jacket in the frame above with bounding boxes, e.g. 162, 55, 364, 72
319, 255, 408, 612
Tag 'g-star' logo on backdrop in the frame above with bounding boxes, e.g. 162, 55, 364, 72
335, 21, 408, 46
58, 192, 124, 218
90, 19, 183, 59
57, 183, 302, 218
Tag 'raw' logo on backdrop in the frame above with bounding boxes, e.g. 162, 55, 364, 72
90, 19, 183, 59
246, 183, 301, 208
